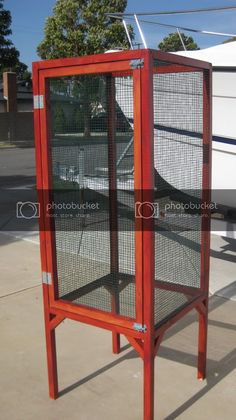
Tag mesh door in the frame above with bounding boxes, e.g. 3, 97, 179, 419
48, 73, 136, 318
153, 62, 204, 326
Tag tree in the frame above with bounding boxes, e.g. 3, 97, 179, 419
158, 32, 199, 52
0, 0, 29, 79
37, 0, 133, 59
38, 0, 133, 137
223, 37, 236, 44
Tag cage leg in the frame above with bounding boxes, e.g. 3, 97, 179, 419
44, 309, 58, 399
143, 336, 155, 420
110, 279, 121, 354
197, 299, 208, 380
112, 331, 121, 354
106, 75, 121, 355
111, 284, 121, 354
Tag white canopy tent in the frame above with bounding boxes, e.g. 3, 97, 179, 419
176, 42, 236, 235
107, 8, 236, 235
175, 40, 236, 67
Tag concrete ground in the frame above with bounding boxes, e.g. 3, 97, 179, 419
0, 231, 235, 420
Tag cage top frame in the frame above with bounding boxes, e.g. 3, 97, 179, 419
33, 49, 211, 330
32, 48, 211, 73
33, 47, 212, 337
33, 47, 212, 419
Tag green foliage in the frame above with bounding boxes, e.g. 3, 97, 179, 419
40, 1, 133, 137
0, 0, 29, 79
158, 32, 199, 52
14, 61, 29, 80
72, 74, 102, 136
223, 36, 236, 44
37, 0, 133, 59
21, 69, 32, 83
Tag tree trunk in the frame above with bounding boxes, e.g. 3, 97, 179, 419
84, 111, 91, 138
83, 84, 91, 138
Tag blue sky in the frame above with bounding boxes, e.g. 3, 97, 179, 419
4, 0, 236, 70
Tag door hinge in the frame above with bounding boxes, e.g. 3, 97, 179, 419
34, 95, 44, 109
42, 271, 52, 285
133, 323, 147, 333
130, 58, 144, 69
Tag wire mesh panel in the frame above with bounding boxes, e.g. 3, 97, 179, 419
48, 72, 136, 318
33, 52, 211, 420
115, 76, 135, 318
152, 61, 204, 326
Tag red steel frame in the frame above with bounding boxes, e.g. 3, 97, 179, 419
33, 49, 212, 420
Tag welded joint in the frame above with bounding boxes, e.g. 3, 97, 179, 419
50, 314, 65, 330
154, 333, 164, 356
196, 301, 207, 316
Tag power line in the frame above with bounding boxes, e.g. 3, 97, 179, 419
129, 18, 236, 38
107, 5, 236, 18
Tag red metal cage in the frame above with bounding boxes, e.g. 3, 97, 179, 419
33, 49, 212, 420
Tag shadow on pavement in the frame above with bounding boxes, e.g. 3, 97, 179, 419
57, 286, 235, 420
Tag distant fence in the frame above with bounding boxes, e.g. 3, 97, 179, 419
0, 112, 34, 145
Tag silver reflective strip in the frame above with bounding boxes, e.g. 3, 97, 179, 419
42, 272, 52, 285
34, 95, 44, 109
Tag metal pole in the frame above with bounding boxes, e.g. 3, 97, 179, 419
134, 14, 148, 49
122, 19, 134, 49
176, 28, 187, 50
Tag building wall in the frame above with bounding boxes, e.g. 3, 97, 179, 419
0, 113, 10, 141
17, 101, 33, 112
0, 99, 33, 113
0, 102, 6, 113
0, 112, 34, 143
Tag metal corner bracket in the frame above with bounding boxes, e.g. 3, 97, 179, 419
133, 323, 147, 333
42, 271, 52, 285
34, 95, 44, 110
130, 58, 144, 69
